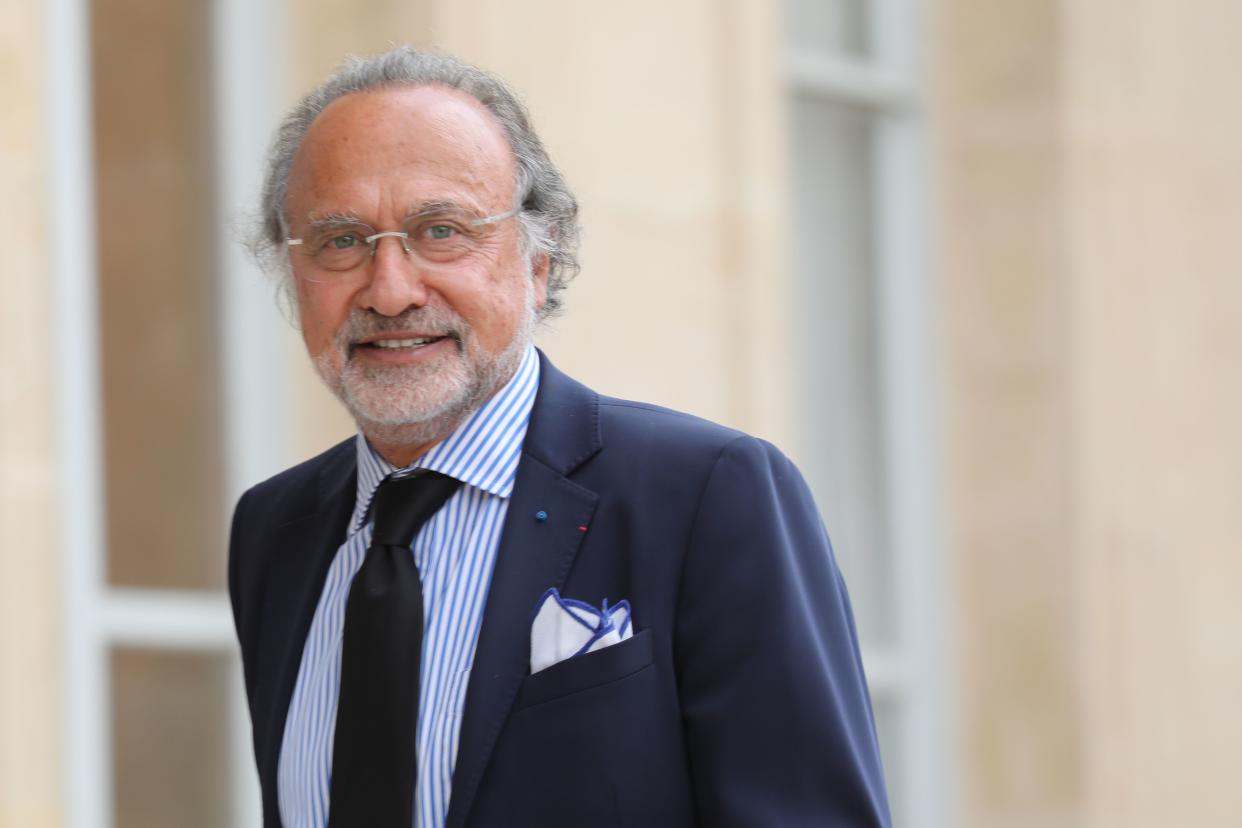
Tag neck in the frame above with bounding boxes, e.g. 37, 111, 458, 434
366, 436, 439, 468
358, 412, 462, 468
357, 361, 520, 468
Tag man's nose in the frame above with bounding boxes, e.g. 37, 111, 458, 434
359, 234, 429, 316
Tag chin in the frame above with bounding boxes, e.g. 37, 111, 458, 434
312, 299, 537, 448
314, 342, 518, 445
341, 357, 479, 424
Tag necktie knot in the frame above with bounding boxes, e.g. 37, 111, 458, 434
370, 469, 461, 547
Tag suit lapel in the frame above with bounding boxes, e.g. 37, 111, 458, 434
446, 354, 602, 828
257, 445, 356, 813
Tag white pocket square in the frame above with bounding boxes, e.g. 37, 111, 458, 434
530, 588, 633, 674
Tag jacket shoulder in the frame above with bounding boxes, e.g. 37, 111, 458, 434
237, 436, 355, 524
597, 395, 757, 458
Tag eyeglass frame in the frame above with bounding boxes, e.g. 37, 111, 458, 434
284, 205, 521, 273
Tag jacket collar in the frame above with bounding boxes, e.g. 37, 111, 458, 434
516, 348, 603, 475
258, 438, 356, 823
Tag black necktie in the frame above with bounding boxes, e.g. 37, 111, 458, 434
328, 469, 462, 828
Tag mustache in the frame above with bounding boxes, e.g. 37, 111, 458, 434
335, 306, 467, 347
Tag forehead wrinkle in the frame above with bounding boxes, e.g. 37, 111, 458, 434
288, 86, 518, 229
421, 100, 512, 166
410, 105, 516, 208
389, 152, 508, 207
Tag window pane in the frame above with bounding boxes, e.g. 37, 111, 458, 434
112, 648, 233, 827
787, 0, 870, 58
93, 0, 224, 589
790, 95, 894, 646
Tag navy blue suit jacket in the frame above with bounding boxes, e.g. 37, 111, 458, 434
229, 352, 891, 826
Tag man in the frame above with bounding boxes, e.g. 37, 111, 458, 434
231, 47, 890, 827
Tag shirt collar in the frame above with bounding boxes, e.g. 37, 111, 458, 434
349, 344, 541, 533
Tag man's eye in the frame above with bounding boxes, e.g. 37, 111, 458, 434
424, 224, 457, 241
329, 234, 361, 250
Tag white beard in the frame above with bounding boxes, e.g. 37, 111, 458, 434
312, 278, 537, 448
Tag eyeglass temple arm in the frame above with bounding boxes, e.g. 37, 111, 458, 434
471, 206, 519, 226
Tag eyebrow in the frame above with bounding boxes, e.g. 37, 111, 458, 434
303, 211, 369, 231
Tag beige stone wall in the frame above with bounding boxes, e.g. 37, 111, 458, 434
934, 1, 1081, 825
1062, 1, 1242, 825
937, 0, 1242, 825
0, 2, 62, 826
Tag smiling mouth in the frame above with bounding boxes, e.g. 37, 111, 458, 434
361, 336, 446, 350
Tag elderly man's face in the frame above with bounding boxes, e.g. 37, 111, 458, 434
284, 85, 546, 444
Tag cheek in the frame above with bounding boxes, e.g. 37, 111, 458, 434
296, 282, 349, 358
439, 268, 519, 330
477, 282, 532, 344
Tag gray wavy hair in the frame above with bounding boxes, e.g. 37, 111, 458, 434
252, 47, 581, 318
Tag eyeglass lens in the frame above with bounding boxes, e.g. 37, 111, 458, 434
299, 214, 492, 272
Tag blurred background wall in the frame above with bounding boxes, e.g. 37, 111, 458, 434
2, 0, 1239, 826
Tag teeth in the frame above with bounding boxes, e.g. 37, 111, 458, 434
372, 337, 435, 349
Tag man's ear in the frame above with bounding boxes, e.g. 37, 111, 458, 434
281, 274, 304, 330
531, 253, 550, 311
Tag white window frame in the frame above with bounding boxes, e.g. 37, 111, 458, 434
786, 1, 948, 825
47, 0, 286, 824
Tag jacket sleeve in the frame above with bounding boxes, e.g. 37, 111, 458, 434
675, 435, 891, 827
227, 487, 261, 726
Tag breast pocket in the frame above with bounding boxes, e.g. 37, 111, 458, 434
514, 628, 654, 710
474, 628, 695, 826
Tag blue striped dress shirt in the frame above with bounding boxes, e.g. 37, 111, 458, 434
278, 345, 541, 827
